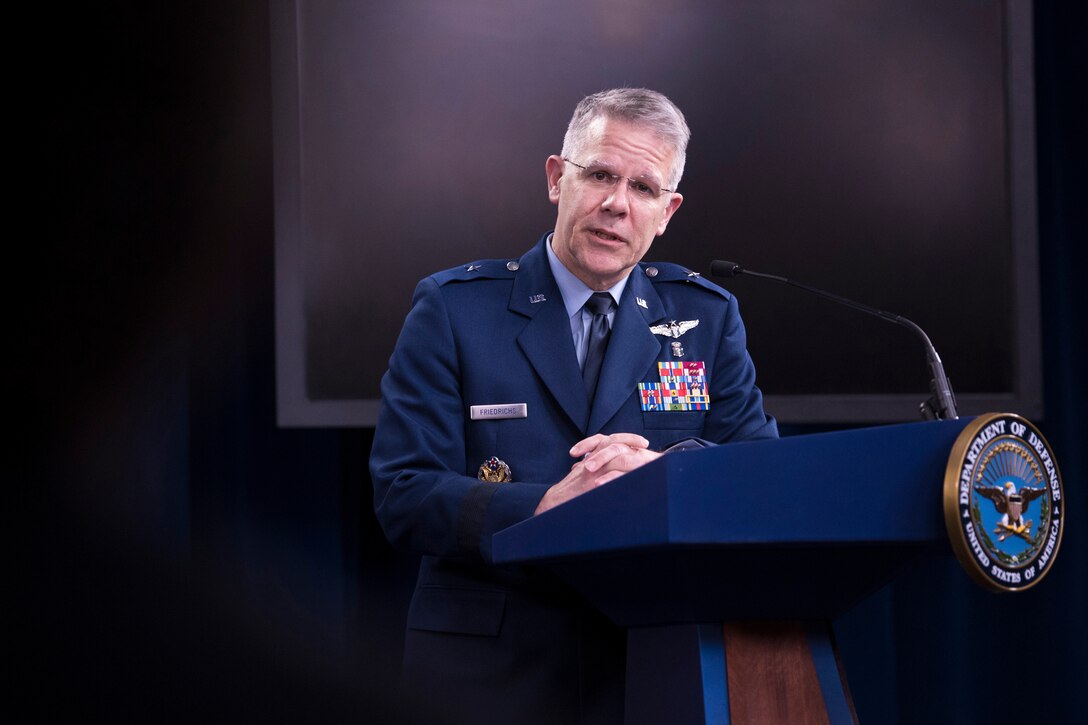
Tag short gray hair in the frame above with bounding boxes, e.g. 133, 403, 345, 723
560, 88, 690, 190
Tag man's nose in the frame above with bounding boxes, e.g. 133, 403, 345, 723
601, 180, 631, 214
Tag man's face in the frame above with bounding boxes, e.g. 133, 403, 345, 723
546, 118, 684, 291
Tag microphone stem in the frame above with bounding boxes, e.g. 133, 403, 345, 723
731, 267, 958, 420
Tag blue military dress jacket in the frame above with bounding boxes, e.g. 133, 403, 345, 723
370, 233, 777, 724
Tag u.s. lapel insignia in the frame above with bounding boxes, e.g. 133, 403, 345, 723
671, 341, 684, 358
649, 320, 699, 338
478, 456, 512, 483
638, 361, 710, 411
636, 296, 648, 309
465, 264, 482, 272
530, 293, 546, 304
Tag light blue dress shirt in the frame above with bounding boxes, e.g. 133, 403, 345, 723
545, 235, 629, 371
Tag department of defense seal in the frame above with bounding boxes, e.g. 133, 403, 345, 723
943, 413, 1064, 592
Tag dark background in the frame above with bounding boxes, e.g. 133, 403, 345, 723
29, 1, 1085, 722
278, 0, 1031, 425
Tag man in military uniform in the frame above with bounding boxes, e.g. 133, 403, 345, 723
370, 88, 777, 724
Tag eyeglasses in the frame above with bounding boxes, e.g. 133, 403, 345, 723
562, 158, 674, 201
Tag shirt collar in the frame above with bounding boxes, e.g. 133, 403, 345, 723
545, 233, 629, 319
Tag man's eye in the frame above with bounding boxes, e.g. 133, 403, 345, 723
633, 182, 655, 196
589, 170, 613, 183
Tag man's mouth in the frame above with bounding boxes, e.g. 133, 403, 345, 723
591, 229, 623, 243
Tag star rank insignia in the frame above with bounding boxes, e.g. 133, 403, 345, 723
649, 320, 699, 338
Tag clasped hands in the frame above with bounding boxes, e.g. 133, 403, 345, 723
533, 433, 660, 515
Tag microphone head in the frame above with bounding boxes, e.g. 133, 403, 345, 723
709, 260, 742, 278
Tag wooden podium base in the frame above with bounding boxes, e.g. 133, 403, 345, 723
625, 621, 858, 725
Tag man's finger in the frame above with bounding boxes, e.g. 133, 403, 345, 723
582, 442, 631, 472
591, 447, 663, 476
569, 432, 650, 458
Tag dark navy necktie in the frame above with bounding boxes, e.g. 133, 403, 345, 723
582, 292, 616, 401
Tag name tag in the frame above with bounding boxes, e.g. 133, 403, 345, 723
470, 403, 528, 420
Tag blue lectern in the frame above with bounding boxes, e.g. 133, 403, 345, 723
492, 418, 973, 725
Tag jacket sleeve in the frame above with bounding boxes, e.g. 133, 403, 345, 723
369, 278, 549, 563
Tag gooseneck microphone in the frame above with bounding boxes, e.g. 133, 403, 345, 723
709, 260, 958, 420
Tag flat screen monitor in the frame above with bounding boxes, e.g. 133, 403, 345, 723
273, 0, 1040, 426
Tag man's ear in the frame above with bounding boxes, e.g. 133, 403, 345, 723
545, 155, 564, 205
656, 193, 684, 236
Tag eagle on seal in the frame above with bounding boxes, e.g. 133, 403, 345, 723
974, 481, 1046, 534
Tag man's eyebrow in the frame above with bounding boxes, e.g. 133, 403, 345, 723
586, 159, 663, 183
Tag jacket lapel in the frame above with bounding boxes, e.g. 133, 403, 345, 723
586, 268, 666, 433
511, 240, 589, 432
